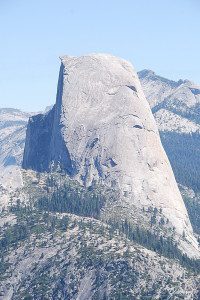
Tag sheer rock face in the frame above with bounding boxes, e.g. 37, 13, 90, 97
23, 54, 199, 257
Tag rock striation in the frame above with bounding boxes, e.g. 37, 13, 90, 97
23, 54, 199, 257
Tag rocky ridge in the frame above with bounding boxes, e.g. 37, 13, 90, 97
139, 69, 200, 196
138, 69, 200, 132
0, 108, 30, 209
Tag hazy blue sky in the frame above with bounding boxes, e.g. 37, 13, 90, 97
0, 0, 200, 111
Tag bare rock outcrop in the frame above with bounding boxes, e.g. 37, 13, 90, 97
23, 54, 199, 257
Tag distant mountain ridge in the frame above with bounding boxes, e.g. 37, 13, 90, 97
138, 69, 200, 127
0, 108, 29, 200
0, 107, 53, 169
0, 107, 52, 206
138, 69, 200, 193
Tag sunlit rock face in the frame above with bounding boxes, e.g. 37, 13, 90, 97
0, 108, 29, 204
138, 69, 200, 124
23, 54, 199, 257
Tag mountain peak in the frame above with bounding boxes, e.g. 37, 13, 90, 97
22, 54, 199, 258
138, 69, 155, 78
139, 70, 197, 89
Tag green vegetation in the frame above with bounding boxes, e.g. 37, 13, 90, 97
183, 196, 200, 236
160, 132, 200, 192
0, 195, 199, 299
35, 177, 200, 273
0, 205, 69, 260
0, 173, 199, 298
36, 180, 106, 219
107, 219, 200, 274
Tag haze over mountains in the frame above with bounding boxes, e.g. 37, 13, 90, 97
138, 70, 200, 120
139, 69, 200, 132
139, 70, 200, 193
0, 108, 29, 209
0, 56, 199, 299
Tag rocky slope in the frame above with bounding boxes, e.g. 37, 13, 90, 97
0, 171, 199, 300
139, 70, 200, 193
1, 212, 199, 300
138, 69, 200, 132
0, 107, 53, 208
22, 54, 199, 258
153, 109, 200, 133
0, 108, 29, 180
0, 108, 30, 209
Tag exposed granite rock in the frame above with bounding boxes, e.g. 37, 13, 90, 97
0, 108, 30, 202
138, 69, 200, 123
22, 54, 199, 257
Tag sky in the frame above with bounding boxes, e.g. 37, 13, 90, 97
0, 0, 200, 111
